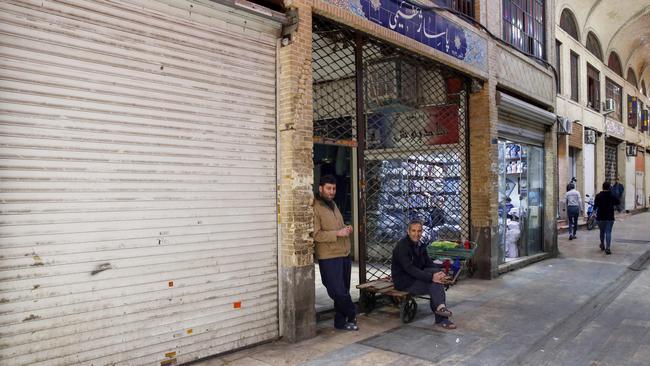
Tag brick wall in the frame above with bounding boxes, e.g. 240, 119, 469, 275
468, 70, 500, 278
278, 0, 315, 268
278, 0, 317, 342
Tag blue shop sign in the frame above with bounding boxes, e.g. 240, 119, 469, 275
324, 0, 487, 71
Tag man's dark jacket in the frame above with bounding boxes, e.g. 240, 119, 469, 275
391, 236, 440, 290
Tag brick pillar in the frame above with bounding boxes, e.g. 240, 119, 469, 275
544, 123, 559, 255
557, 135, 568, 219
277, 0, 317, 342
469, 77, 499, 279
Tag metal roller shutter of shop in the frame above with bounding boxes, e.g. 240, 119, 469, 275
0, 1, 280, 365
496, 92, 553, 145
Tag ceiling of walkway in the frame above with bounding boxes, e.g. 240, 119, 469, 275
556, 0, 650, 93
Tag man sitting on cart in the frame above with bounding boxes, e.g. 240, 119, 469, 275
391, 219, 457, 329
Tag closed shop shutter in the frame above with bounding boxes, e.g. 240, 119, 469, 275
0, 0, 280, 365
568, 122, 583, 149
496, 92, 553, 145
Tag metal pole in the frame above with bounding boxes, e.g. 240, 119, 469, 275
354, 32, 367, 285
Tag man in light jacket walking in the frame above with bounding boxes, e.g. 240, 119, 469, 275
564, 183, 583, 240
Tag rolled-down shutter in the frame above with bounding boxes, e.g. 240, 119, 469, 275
497, 91, 553, 145
0, 0, 280, 365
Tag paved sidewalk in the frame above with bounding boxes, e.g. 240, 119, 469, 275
193, 212, 650, 366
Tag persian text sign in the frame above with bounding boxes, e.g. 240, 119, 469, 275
323, 0, 487, 71
366, 105, 459, 148
605, 119, 624, 138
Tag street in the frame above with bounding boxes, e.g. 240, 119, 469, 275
195, 212, 650, 366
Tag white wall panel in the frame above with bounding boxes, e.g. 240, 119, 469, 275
583, 143, 596, 211
0, 0, 280, 364
625, 157, 636, 210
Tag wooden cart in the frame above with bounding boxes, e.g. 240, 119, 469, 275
356, 278, 419, 323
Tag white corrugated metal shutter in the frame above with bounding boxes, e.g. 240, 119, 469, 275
0, 0, 280, 365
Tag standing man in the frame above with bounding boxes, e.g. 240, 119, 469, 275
564, 183, 583, 240
594, 181, 620, 255
313, 175, 358, 331
391, 220, 457, 329
611, 176, 624, 212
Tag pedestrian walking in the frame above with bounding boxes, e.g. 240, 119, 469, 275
594, 181, 620, 255
564, 183, 583, 240
611, 177, 624, 213
313, 175, 358, 331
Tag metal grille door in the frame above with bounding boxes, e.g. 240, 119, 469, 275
311, 17, 470, 283
362, 40, 470, 281
312, 17, 357, 145
605, 143, 618, 183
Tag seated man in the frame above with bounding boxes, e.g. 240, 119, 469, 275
391, 220, 457, 329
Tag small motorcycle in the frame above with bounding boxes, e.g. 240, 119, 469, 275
585, 194, 597, 230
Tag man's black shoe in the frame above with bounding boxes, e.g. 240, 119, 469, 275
605, 249, 611, 255
599, 243, 605, 251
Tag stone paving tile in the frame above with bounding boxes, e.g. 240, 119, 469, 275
299, 344, 376, 366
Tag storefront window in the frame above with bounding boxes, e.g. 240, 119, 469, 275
498, 140, 544, 263
606, 78, 622, 121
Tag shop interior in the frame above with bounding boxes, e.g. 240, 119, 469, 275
498, 140, 544, 263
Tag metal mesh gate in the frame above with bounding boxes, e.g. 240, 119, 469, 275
605, 142, 618, 184
312, 17, 357, 145
312, 17, 470, 283
362, 38, 470, 281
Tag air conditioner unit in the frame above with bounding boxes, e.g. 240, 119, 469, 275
557, 116, 573, 135
584, 129, 597, 144
626, 144, 637, 156
603, 98, 615, 113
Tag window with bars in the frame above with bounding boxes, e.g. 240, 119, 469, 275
570, 51, 579, 102
502, 0, 545, 59
626, 69, 638, 88
559, 8, 579, 41
586, 63, 599, 111
585, 32, 603, 61
608, 52, 623, 77
606, 78, 622, 122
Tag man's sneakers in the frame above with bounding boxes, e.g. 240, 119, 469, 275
605, 249, 612, 255
599, 243, 605, 251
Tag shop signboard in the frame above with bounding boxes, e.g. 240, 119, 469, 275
627, 95, 638, 128
322, 0, 487, 71
605, 118, 624, 139
642, 109, 649, 132
367, 104, 459, 148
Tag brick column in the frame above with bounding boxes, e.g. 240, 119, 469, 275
557, 135, 568, 219
469, 77, 499, 279
544, 123, 559, 255
277, 0, 316, 342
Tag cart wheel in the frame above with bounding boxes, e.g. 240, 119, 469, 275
359, 291, 376, 314
399, 296, 417, 323
467, 260, 475, 278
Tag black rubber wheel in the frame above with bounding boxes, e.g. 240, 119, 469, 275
399, 296, 417, 323
587, 217, 596, 230
359, 291, 376, 314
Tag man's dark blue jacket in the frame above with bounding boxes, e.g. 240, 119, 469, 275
391, 236, 440, 290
